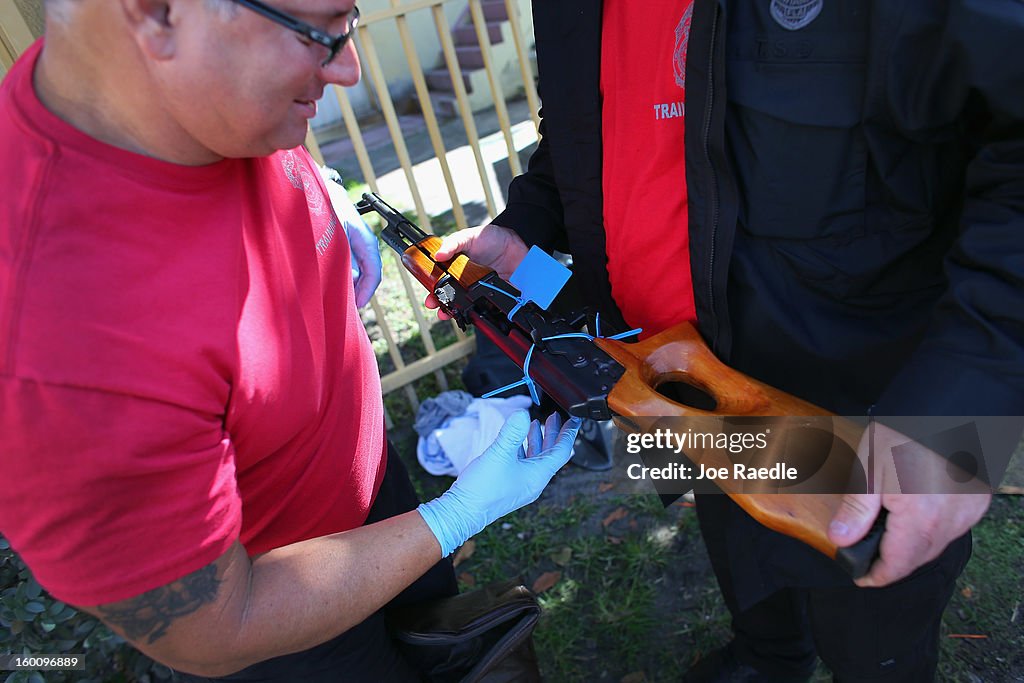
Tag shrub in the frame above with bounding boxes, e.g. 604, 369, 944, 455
0, 536, 171, 683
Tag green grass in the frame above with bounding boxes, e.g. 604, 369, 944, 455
451, 497, 695, 682
394, 434, 1024, 683
938, 495, 1024, 682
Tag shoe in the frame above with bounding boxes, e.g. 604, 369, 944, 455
682, 645, 811, 683
568, 418, 613, 471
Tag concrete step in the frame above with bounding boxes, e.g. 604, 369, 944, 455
427, 88, 491, 119
455, 45, 486, 70
424, 69, 498, 117
481, 0, 508, 22
452, 21, 505, 46
425, 67, 473, 94
428, 91, 461, 120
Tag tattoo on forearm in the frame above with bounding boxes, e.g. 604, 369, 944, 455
97, 563, 221, 644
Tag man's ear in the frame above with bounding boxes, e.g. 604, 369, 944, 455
119, 0, 177, 60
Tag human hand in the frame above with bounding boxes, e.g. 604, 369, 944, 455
424, 224, 529, 319
320, 167, 383, 308
417, 410, 581, 556
828, 421, 992, 587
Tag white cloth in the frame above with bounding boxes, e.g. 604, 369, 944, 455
416, 396, 533, 476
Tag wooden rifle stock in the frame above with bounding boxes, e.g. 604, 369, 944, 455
595, 324, 882, 576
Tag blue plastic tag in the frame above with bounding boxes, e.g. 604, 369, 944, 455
509, 246, 571, 311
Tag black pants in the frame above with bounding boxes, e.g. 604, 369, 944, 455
697, 494, 972, 682
174, 444, 457, 683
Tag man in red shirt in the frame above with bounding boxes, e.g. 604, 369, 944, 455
0, 1, 580, 680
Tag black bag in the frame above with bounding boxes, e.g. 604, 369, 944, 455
388, 580, 542, 683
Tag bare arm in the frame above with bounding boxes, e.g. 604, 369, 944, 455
81, 411, 580, 677
85, 511, 439, 677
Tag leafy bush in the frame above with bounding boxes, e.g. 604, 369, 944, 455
0, 536, 171, 683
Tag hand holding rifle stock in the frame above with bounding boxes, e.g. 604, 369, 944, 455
357, 193, 990, 584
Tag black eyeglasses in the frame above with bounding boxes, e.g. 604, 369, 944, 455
231, 0, 360, 66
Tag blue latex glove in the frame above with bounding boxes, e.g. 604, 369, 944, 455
418, 410, 582, 557
320, 167, 383, 308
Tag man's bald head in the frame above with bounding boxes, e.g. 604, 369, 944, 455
32, 0, 360, 164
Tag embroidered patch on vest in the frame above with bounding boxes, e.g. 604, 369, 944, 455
770, 0, 822, 31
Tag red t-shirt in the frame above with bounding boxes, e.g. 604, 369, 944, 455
601, 0, 696, 336
0, 41, 386, 606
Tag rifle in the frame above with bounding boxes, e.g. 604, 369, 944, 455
357, 193, 884, 578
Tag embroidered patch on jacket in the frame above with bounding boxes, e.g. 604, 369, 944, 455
770, 0, 822, 31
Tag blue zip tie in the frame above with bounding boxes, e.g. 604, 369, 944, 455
476, 280, 528, 321
608, 328, 643, 340
541, 332, 595, 342
482, 343, 541, 404
591, 312, 643, 340
541, 326, 643, 344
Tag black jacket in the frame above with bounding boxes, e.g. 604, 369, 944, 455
494, 0, 1024, 418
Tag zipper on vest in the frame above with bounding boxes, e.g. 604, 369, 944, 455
701, 6, 721, 355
